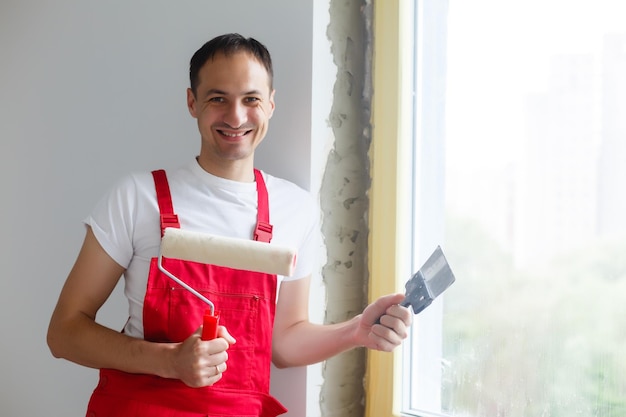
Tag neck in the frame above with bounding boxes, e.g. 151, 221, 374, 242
195, 155, 255, 182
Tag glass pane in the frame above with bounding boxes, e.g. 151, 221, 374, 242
439, 1, 626, 416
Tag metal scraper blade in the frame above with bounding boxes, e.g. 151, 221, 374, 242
401, 246, 456, 315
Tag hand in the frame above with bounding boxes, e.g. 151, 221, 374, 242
357, 293, 412, 352
169, 325, 236, 388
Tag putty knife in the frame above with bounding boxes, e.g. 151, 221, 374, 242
401, 246, 455, 314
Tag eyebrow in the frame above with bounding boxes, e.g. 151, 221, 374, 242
203, 88, 264, 98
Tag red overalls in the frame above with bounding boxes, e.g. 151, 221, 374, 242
85, 169, 288, 417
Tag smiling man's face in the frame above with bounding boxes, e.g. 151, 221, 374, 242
187, 51, 275, 179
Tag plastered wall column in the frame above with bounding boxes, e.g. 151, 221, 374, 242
319, 0, 372, 415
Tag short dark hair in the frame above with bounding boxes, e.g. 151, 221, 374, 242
189, 33, 274, 94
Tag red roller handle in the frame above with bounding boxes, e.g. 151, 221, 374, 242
201, 310, 220, 340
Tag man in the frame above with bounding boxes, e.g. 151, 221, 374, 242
47, 33, 411, 417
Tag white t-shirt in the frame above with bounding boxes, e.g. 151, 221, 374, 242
86, 160, 319, 338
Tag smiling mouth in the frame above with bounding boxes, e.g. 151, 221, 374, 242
218, 129, 252, 138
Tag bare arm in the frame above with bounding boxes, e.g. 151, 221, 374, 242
46, 227, 233, 387
271, 276, 412, 368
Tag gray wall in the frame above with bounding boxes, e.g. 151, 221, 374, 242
0, 1, 328, 415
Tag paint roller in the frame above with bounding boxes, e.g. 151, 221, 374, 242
157, 227, 297, 340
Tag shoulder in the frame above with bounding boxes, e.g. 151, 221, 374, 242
103, 169, 156, 195
262, 171, 318, 220
109, 165, 195, 200
260, 170, 319, 235
262, 171, 316, 204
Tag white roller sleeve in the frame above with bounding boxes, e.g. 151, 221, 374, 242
160, 227, 297, 277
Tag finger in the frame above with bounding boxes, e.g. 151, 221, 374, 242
377, 314, 409, 339
206, 370, 223, 386
191, 326, 204, 338
186, 361, 224, 388
367, 328, 402, 352
217, 326, 237, 344
206, 351, 229, 374
371, 309, 411, 349
204, 361, 227, 386
196, 360, 227, 387
215, 362, 228, 374
385, 304, 413, 327
365, 293, 406, 324
187, 327, 230, 360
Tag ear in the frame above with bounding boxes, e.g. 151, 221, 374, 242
268, 89, 276, 119
187, 88, 198, 118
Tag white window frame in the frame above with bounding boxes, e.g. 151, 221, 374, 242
402, 0, 449, 415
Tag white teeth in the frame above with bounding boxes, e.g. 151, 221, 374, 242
221, 131, 245, 137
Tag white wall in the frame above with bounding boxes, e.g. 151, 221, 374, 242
0, 1, 332, 415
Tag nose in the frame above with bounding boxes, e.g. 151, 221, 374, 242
223, 101, 247, 128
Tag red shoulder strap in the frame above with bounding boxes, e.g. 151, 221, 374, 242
253, 169, 273, 243
151, 169, 180, 237
152, 168, 271, 242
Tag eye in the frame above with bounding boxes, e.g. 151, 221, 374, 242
208, 96, 225, 103
244, 97, 261, 104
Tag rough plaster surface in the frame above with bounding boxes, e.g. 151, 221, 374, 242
320, 0, 372, 415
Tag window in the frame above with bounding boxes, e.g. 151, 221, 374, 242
403, 1, 626, 417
